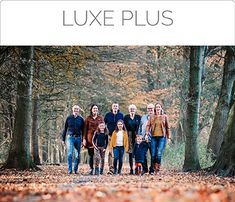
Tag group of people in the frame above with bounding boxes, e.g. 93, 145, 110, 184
62, 102, 171, 175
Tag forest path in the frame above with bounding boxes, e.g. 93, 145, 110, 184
0, 164, 235, 202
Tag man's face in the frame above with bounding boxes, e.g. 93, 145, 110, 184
147, 106, 154, 115
73, 107, 79, 116
112, 104, 119, 113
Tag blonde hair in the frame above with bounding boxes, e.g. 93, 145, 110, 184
128, 104, 137, 110
147, 103, 154, 109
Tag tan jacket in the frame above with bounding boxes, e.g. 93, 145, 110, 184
110, 130, 129, 152
146, 114, 170, 139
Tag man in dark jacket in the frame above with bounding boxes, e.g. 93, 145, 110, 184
62, 105, 84, 174
104, 103, 124, 174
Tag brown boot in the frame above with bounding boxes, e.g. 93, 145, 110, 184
154, 163, 160, 174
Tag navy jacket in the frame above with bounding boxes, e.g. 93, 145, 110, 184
124, 114, 141, 133
133, 141, 148, 163
92, 132, 109, 149
62, 115, 84, 142
104, 112, 124, 136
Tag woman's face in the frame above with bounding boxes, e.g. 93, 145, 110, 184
129, 107, 136, 114
92, 105, 98, 115
155, 104, 162, 114
117, 121, 124, 130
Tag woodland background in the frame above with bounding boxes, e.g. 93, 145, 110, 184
0, 46, 234, 176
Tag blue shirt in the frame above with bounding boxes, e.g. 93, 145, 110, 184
62, 115, 84, 141
138, 114, 152, 141
104, 112, 124, 136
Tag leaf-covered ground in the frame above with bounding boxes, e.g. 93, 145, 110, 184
0, 164, 235, 202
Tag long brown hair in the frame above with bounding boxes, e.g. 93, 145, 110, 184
115, 119, 127, 132
90, 104, 99, 116
155, 102, 164, 115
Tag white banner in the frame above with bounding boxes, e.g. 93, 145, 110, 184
0, 0, 234, 45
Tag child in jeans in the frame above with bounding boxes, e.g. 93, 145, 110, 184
92, 122, 109, 175
110, 120, 129, 175
133, 135, 148, 175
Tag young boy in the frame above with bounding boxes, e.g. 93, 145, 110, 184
133, 135, 148, 175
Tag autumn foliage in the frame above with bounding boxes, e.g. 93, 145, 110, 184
0, 164, 235, 202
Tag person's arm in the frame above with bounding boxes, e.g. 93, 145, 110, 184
124, 131, 129, 152
135, 115, 141, 134
104, 135, 109, 149
104, 113, 108, 124
109, 131, 115, 150
62, 117, 68, 142
138, 117, 143, 135
92, 132, 98, 150
145, 118, 151, 137
123, 115, 128, 129
132, 143, 136, 159
82, 118, 88, 147
165, 115, 171, 140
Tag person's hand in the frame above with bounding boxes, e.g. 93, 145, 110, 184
82, 139, 86, 147
103, 148, 106, 152
61, 140, 66, 148
145, 135, 149, 142
167, 138, 172, 144
111, 150, 114, 157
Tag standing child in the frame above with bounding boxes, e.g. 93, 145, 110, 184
133, 135, 148, 175
92, 122, 109, 175
110, 120, 129, 175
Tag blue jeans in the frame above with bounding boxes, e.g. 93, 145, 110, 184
113, 146, 124, 174
67, 136, 81, 173
143, 141, 154, 173
151, 136, 166, 164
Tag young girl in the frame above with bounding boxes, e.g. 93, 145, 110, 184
110, 120, 129, 175
92, 121, 109, 175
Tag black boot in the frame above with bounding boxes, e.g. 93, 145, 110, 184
100, 168, 104, 175
130, 169, 134, 175
95, 168, 99, 175
89, 168, 93, 175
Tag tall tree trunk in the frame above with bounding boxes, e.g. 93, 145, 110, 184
31, 63, 41, 165
183, 46, 206, 171
230, 81, 235, 108
31, 95, 41, 165
42, 118, 49, 163
145, 46, 160, 91
210, 102, 235, 176
54, 119, 60, 164
207, 47, 235, 159
4, 47, 38, 170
